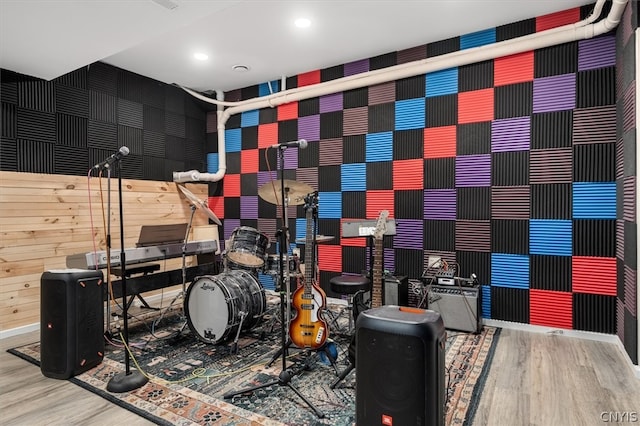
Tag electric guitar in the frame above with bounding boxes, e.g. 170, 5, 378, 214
289, 192, 329, 349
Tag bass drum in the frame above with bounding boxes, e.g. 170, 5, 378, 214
184, 271, 266, 344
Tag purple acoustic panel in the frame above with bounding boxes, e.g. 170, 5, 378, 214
578, 35, 615, 71
394, 219, 424, 250
491, 116, 530, 152
424, 189, 456, 220
533, 73, 576, 113
298, 115, 320, 142
283, 147, 299, 169
240, 196, 258, 219
320, 92, 344, 113
345, 59, 370, 77
455, 154, 491, 187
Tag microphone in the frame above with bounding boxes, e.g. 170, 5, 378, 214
270, 139, 308, 149
93, 146, 130, 169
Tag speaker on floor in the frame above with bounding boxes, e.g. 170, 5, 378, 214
355, 305, 446, 426
40, 269, 105, 379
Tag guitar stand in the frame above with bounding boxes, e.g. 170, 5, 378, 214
331, 362, 354, 389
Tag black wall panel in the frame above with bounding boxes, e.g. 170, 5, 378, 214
530, 255, 572, 292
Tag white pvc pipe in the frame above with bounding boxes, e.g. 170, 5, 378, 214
175, 0, 626, 182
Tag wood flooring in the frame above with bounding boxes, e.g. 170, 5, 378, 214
1, 327, 639, 426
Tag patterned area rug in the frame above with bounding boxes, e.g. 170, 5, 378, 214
9, 298, 500, 426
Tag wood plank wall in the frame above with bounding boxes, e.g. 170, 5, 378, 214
0, 171, 212, 331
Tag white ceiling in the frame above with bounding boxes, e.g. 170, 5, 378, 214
1, 0, 596, 93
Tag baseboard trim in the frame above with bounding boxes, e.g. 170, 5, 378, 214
483, 319, 640, 379
0, 322, 39, 340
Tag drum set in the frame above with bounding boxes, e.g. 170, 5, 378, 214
183, 179, 315, 347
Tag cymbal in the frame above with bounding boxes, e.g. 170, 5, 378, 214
295, 235, 335, 244
177, 184, 222, 226
258, 179, 314, 206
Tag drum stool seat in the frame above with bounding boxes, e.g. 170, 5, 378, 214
330, 275, 370, 333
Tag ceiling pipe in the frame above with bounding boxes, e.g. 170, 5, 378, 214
174, 0, 625, 183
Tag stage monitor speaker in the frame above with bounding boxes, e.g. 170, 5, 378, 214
40, 269, 105, 379
356, 305, 446, 426
427, 284, 481, 334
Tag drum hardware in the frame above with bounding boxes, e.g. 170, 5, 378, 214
177, 184, 222, 226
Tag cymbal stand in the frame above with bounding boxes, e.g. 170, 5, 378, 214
223, 145, 324, 419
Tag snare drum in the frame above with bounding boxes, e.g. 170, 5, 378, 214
226, 226, 270, 268
263, 254, 301, 277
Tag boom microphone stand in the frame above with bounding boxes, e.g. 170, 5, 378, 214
223, 145, 324, 418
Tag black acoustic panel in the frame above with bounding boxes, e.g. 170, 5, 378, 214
620, 34, 635, 101
56, 114, 87, 147
224, 196, 241, 219
54, 145, 90, 175
530, 255, 571, 292
141, 79, 165, 110
530, 183, 572, 219
89, 91, 117, 123
118, 125, 143, 155
342, 191, 366, 218
395, 190, 423, 220
343, 135, 366, 163
496, 18, 536, 41
165, 135, 185, 161
298, 98, 319, 117
55, 84, 89, 117
165, 112, 186, 138
393, 129, 423, 160
1, 73, 18, 104
576, 66, 615, 109
241, 126, 258, 150
143, 130, 165, 157
208, 181, 223, 197
424, 158, 455, 189
491, 219, 529, 254
368, 103, 395, 133
393, 248, 424, 278
426, 94, 457, 127
456, 122, 492, 155
226, 112, 241, 129
370, 52, 397, 70
53, 66, 89, 88
573, 143, 615, 182
297, 141, 320, 168
457, 187, 490, 220
87, 120, 117, 151
423, 220, 455, 252
318, 218, 341, 245
258, 197, 277, 218
143, 105, 164, 133
186, 117, 204, 142
278, 119, 298, 143
142, 156, 167, 181
88, 62, 118, 96
318, 165, 341, 192
573, 293, 616, 334
456, 251, 491, 284
617, 258, 625, 299
224, 151, 240, 174
113, 154, 142, 179
0, 137, 17, 170
241, 85, 259, 100
491, 286, 529, 323
320, 111, 344, 139
573, 219, 616, 258
17, 80, 55, 112
492, 151, 529, 186
494, 82, 533, 119
285, 75, 298, 91
534, 42, 578, 78
623, 308, 638, 364
259, 107, 277, 124
17, 139, 55, 173
17, 108, 56, 142
321, 64, 344, 82
344, 87, 368, 109
396, 75, 425, 100
117, 71, 144, 103
427, 37, 460, 57
164, 84, 185, 114
259, 147, 279, 170
366, 162, 393, 190
623, 131, 636, 178
624, 221, 637, 270
531, 110, 573, 149
458, 60, 494, 92
1, 103, 16, 139
342, 246, 367, 275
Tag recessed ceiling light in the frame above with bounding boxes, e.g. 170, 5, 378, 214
294, 18, 311, 28
193, 52, 209, 61
232, 64, 250, 72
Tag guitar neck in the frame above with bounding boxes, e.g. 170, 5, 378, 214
371, 237, 383, 308
304, 206, 314, 291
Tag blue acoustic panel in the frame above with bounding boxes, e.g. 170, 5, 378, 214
295, 218, 307, 242
426, 68, 459, 97
225, 128, 242, 152
206, 153, 219, 173
482, 284, 491, 319
365, 132, 393, 162
317, 192, 342, 219
241, 110, 259, 127
529, 219, 572, 256
341, 163, 366, 191
573, 182, 616, 219
395, 98, 425, 130
491, 253, 529, 289
460, 28, 496, 50
259, 80, 280, 96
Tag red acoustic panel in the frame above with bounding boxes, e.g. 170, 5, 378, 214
318, 245, 342, 272
223, 173, 241, 197
393, 159, 424, 190
340, 219, 368, 247
494, 51, 534, 86
536, 8, 580, 32
258, 123, 278, 149
208, 196, 224, 219
572, 256, 617, 296
240, 149, 259, 174
366, 190, 395, 220
529, 289, 573, 329
424, 125, 456, 158
298, 70, 321, 87
278, 102, 298, 121
458, 88, 494, 124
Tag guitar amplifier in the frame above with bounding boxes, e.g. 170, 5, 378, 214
427, 284, 481, 334
363, 273, 408, 306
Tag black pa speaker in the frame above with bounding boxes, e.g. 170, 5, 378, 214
40, 269, 105, 379
356, 305, 446, 426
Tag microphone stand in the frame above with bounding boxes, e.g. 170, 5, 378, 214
106, 159, 148, 393
223, 145, 324, 418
